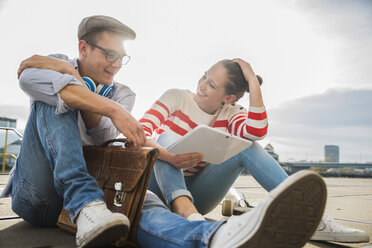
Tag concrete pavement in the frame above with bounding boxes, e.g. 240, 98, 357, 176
1, 174, 371, 247
204, 175, 372, 248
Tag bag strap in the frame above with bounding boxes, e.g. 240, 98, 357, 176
101, 138, 132, 147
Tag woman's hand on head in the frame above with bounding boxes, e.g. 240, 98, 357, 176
17, 55, 74, 79
234, 58, 264, 107
233, 58, 257, 83
166, 152, 204, 169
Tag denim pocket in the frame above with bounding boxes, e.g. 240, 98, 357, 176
12, 179, 48, 227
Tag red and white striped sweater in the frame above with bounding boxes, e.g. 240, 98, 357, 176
139, 89, 268, 176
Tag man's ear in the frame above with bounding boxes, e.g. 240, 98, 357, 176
78, 40, 89, 57
224, 95, 237, 105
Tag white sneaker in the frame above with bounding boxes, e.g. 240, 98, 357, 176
211, 171, 327, 248
311, 213, 369, 243
76, 201, 130, 248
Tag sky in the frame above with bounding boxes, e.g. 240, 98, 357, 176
0, 0, 371, 162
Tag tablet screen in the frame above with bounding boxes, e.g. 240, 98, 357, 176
167, 125, 252, 164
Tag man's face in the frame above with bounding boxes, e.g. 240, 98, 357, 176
81, 31, 126, 85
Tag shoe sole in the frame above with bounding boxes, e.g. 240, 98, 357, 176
238, 171, 327, 248
78, 219, 130, 248
311, 231, 370, 243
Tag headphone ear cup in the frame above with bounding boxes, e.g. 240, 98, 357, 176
82, 77, 112, 97
82, 77, 96, 93
96, 84, 113, 97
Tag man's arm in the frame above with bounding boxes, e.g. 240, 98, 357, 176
18, 55, 145, 146
59, 62, 104, 130
59, 84, 145, 146
84, 86, 136, 145
18, 54, 102, 129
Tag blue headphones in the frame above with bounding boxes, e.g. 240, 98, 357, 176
82, 77, 113, 98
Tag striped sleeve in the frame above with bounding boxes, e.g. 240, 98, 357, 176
227, 106, 268, 140
139, 89, 181, 137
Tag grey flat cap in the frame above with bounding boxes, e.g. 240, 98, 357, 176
78, 15, 136, 40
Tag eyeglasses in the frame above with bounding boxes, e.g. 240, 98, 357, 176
85, 40, 130, 65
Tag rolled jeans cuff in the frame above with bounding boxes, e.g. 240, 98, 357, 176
168, 189, 194, 207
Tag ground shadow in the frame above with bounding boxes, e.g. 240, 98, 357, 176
309, 240, 355, 248
0, 219, 75, 248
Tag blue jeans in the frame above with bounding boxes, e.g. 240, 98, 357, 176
148, 131, 288, 214
11, 101, 104, 226
138, 191, 224, 248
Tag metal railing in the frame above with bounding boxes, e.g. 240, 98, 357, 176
0, 127, 22, 173
280, 162, 372, 168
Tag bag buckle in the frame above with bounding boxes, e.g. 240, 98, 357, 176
114, 182, 126, 207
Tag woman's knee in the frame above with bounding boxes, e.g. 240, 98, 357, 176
156, 131, 179, 147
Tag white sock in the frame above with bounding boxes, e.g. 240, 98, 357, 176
187, 213, 206, 221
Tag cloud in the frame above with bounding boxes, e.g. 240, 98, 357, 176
293, 0, 372, 38
265, 88, 372, 162
270, 88, 372, 128
263, 1, 372, 161
0, 0, 9, 11
292, 0, 372, 87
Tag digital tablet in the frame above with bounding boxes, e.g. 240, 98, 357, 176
167, 125, 252, 164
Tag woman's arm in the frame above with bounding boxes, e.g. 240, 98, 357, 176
233, 58, 264, 107
227, 59, 268, 140
140, 89, 203, 168
145, 138, 203, 169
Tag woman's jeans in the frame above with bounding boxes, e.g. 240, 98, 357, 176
11, 101, 104, 226
148, 131, 289, 214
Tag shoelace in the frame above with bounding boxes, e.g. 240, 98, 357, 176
319, 214, 346, 232
81, 203, 111, 224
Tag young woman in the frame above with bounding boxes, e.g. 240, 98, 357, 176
139, 58, 288, 220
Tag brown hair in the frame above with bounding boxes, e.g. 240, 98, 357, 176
79, 28, 106, 45
220, 59, 263, 102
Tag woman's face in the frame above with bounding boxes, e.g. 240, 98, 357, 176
193, 62, 233, 114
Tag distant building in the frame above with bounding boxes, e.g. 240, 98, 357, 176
0, 117, 16, 128
265, 143, 279, 161
324, 145, 339, 162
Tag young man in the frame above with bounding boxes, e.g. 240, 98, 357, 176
11, 15, 146, 247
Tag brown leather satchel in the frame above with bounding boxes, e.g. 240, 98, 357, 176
57, 139, 159, 247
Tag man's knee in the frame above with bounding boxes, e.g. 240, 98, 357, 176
33, 101, 81, 143
34, 101, 78, 121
